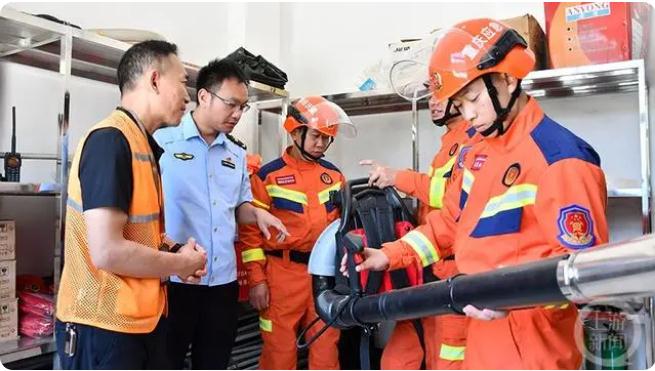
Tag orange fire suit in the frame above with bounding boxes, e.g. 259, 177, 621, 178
382, 97, 608, 369
381, 120, 477, 369
238, 147, 343, 370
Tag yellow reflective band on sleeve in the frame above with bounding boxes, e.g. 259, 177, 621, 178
440, 344, 465, 361
401, 230, 440, 267
265, 185, 308, 205
479, 184, 537, 218
259, 317, 272, 332
318, 182, 342, 204
429, 156, 457, 209
252, 198, 270, 210
543, 302, 569, 310
427, 166, 435, 177
242, 248, 266, 263
462, 169, 475, 194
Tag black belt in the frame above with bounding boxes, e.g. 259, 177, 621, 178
265, 250, 311, 265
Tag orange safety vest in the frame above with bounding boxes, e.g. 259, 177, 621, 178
56, 109, 166, 334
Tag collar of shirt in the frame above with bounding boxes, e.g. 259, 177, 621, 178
282, 146, 319, 171
182, 111, 227, 147
485, 96, 545, 154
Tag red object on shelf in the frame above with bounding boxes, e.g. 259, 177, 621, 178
18, 291, 55, 318
19, 312, 54, 338
544, 2, 651, 68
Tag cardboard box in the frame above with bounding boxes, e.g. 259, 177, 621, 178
0, 261, 15, 301
0, 299, 18, 342
0, 221, 15, 261
501, 14, 549, 70
545, 2, 652, 68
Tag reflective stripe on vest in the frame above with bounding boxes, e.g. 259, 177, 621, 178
440, 344, 465, 361
429, 156, 457, 209
242, 248, 266, 263
318, 182, 342, 205
259, 316, 273, 332
401, 230, 440, 267
479, 184, 537, 218
265, 185, 308, 205
67, 198, 160, 223
462, 168, 475, 195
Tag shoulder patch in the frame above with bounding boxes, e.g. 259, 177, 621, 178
257, 158, 286, 181
557, 204, 595, 250
466, 126, 477, 138
318, 159, 341, 173
226, 134, 247, 150
530, 116, 600, 167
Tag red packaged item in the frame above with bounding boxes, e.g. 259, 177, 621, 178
18, 291, 55, 318
19, 312, 54, 338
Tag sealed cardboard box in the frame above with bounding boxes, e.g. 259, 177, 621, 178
0, 261, 15, 301
0, 221, 15, 261
501, 14, 549, 70
0, 299, 18, 342
545, 2, 652, 68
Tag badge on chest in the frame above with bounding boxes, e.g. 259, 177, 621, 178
221, 157, 236, 169
502, 163, 521, 187
276, 175, 296, 185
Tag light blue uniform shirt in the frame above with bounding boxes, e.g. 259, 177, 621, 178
154, 112, 252, 286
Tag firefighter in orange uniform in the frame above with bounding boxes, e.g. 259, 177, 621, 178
348, 18, 608, 369
361, 96, 477, 369
238, 96, 357, 369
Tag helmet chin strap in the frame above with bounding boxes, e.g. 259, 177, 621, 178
432, 100, 461, 127
479, 74, 522, 137
293, 127, 334, 162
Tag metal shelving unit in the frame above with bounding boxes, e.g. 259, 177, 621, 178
0, 6, 288, 366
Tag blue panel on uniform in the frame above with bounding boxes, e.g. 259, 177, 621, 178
530, 116, 601, 167
318, 159, 341, 173
257, 158, 286, 181
466, 127, 477, 138
459, 191, 469, 210
470, 207, 523, 238
443, 170, 453, 179
325, 202, 337, 213
272, 197, 304, 213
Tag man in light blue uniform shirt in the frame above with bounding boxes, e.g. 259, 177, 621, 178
154, 58, 288, 369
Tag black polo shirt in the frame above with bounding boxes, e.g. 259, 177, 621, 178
79, 108, 164, 214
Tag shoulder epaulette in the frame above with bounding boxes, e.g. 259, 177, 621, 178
226, 134, 247, 150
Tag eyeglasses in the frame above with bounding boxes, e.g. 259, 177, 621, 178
207, 91, 251, 113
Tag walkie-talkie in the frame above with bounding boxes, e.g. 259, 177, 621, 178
4, 107, 21, 182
